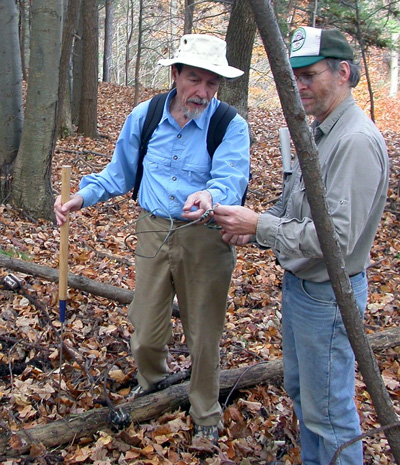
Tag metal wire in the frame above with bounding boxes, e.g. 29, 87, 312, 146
124, 208, 219, 258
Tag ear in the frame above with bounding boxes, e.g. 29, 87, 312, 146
171, 65, 178, 81
338, 61, 351, 84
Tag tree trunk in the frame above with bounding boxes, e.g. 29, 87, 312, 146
389, 32, 399, 98
218, 0, 256, 120
17, 0, 28, 82
133, 0, 143, 106
184, 0, 195, 34
103, 0, 114, 83
354, 0, 375, 122
247, 0, 400, 462
124, 0, 134, 87
0, 0, 23, 204
57, 0, 82, 138
0, 328, 398, 457
11, 0, 63, 221
77, 0, 99, 138
71, 6, 84, 126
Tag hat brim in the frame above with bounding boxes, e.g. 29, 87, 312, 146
290, 55, 325, 69
158, 57, 244, 79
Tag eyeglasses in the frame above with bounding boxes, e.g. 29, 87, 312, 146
294, 67, 331, 86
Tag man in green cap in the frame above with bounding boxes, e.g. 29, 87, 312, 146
212, 26, 389, 464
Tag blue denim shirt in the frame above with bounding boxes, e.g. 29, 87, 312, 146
77, 89, 250, 220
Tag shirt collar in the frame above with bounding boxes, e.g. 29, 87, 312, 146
312, 95, 355, 138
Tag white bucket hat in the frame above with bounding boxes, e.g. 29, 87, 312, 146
158, 34, 244, 79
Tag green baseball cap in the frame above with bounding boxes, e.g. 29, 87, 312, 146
290, 26, 354, 69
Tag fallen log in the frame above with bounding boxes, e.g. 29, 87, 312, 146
0, 326, 399, 456
0, 254, 134, 304
0, 255, 184, 317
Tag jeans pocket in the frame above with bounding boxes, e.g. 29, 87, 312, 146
300, 279, 337, 305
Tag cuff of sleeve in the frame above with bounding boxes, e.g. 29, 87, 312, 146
76, 187, 94, 208
206, 188, 219, 205
255, 213, 280, 248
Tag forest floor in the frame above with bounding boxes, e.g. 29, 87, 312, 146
0, 82, 399, 465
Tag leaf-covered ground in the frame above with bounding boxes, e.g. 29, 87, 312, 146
0, 82, 399, 465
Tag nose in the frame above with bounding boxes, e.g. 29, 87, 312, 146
196, 82, 208, 98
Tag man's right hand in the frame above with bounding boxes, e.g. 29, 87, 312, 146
54, 194, 84, 226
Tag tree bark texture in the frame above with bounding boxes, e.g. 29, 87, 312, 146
56, 0, 82, 138
218, 0, 256, 120
71, 6, 84, 126
18, 0, 28, 81
77, 0, 99, 137
0, 328, 398, 457
103, 0, 114, 83
0, 0, 23, 203
247, 0, 400, 461
133, 0, 143, 106
11, 0, 63, 221
184, 0, 195, 34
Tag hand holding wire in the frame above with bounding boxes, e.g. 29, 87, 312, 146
181, 190, 213, 222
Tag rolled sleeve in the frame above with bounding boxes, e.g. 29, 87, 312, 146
76, 101, 149, 208
256, 213, 281, 248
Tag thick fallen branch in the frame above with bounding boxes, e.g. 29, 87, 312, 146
0, 327, 399, 456
0, 254, 134, 304
0, 255, 183, 317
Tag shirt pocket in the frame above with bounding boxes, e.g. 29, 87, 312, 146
143, 151, 171, 172
181, 160, 211, 184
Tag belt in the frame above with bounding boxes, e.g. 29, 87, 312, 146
285, 270, 362, 280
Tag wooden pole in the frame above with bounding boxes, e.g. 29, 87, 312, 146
58, 165, 71, 412
58, 165, 71, 322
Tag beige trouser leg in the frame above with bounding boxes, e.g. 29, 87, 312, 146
128, 212, 235, 426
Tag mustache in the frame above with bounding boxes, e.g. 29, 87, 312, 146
187, 97, 208, 106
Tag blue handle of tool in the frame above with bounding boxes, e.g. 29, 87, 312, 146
59, 300, 66, 323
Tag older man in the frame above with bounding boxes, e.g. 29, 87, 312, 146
54, 34, 250, 444
213, 27, 389, 464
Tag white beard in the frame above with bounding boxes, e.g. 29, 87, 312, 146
184, 98, 208, 120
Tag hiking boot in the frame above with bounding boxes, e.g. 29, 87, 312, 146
193, 424, 219, 445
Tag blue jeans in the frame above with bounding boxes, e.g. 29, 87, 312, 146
282, 271, 368, 465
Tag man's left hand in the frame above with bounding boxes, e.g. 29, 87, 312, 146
182, 190, 213, 221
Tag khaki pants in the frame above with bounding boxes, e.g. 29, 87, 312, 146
128, 211, 236, 426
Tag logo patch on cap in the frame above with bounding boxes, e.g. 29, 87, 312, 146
290, 27, 322, 59
291, 27, 306, 53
